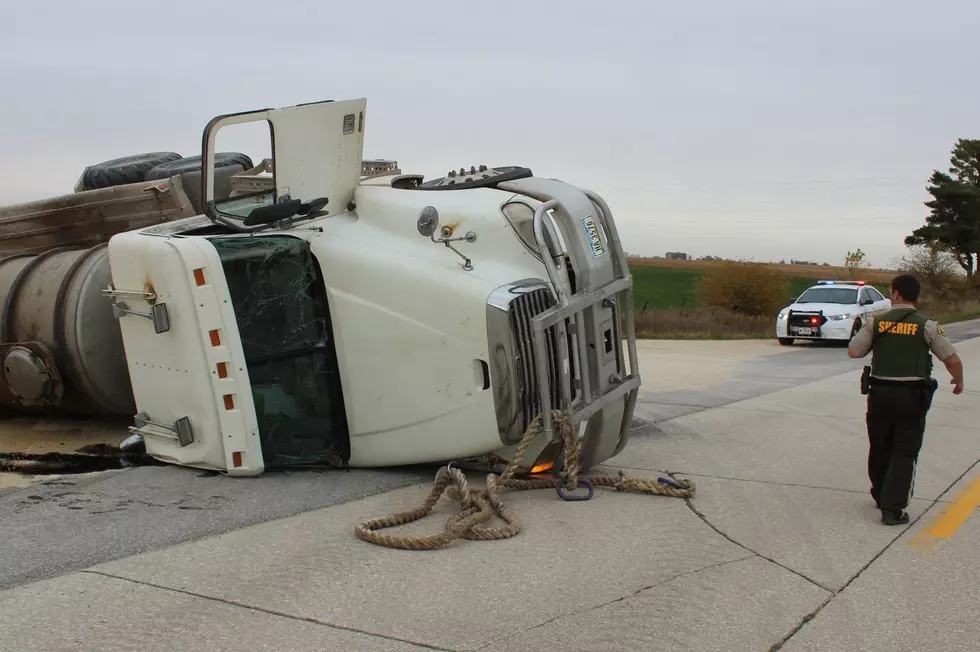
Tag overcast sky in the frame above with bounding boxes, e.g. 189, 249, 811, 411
2, 0, 978, 268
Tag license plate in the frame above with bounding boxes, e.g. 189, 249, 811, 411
793, 327, 813, 335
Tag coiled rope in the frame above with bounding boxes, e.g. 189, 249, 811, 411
354, 410, 696, 550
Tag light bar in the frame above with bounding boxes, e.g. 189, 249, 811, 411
816, 279, 867, 286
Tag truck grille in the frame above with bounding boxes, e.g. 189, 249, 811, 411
507, 287, 563, 434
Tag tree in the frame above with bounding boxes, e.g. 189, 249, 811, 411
905, 139, 980, 285
892, 244, 959, 295
844, 249, 868, 278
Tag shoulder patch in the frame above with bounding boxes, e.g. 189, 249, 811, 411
937, 324, 946, 336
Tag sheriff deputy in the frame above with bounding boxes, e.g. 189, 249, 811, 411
847, 274, 964, 526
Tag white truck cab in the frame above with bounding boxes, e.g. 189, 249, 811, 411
776, 280, 891, 345
102, 98, 641, 477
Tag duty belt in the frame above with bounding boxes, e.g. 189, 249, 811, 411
869, 377, 927, 388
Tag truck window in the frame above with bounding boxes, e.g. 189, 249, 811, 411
211, 120, 276, 222
208, 234, 350, 468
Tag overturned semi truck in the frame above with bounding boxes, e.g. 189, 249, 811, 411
0, 98, 640, 477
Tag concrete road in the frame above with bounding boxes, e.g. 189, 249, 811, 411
1, 322, 978, 651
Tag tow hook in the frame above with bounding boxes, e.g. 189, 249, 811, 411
556, 478, 595, 501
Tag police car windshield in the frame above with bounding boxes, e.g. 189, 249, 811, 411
796, 287, 858, 304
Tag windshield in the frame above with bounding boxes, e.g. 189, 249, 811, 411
208, 234, 349, 468
796, 287, 858, 305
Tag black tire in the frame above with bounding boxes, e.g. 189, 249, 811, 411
778, 338, 794, 346
144, 152, 254, 181
79, 152, 183, 191
849, 320, 862, 341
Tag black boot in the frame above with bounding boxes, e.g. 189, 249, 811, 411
881, 510, 909, 526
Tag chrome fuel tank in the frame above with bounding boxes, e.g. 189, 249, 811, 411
0, 244, 135, 416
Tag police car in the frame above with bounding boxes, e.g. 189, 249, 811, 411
775, 280, 891, 345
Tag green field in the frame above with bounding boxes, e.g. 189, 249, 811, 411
630, 266, 889, 311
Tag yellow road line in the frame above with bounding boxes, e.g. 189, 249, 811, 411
909, 475, 980, 550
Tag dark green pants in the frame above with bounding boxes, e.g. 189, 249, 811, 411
866, 381, 931, 514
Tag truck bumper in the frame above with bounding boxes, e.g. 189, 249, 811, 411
480, 179, 640, 476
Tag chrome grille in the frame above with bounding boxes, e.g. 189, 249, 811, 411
507, 287, 562, 434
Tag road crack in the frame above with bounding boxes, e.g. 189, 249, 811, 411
82, 570, 454, 651
676, 486, 834, 594
474, 555, 754, 651
766, 453, 980, 650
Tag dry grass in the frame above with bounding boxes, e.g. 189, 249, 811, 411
630, 296, 980, 341
697, 260, 790, 317
623, 256, 978, 339
922, 297, 980, 324
627, 256, 897, 284
633, 306, 771, 339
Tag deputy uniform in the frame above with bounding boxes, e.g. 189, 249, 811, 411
848, 303, 957, 520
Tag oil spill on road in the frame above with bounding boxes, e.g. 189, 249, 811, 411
0, 444, 164, 476
0, 416, 140, 488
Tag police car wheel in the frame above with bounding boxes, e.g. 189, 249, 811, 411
778, 338, 794, 346
849, 320, 861, 340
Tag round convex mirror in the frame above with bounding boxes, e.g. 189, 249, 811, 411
417, 206, 439, 237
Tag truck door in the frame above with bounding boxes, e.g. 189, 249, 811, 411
200, 98, 367, 229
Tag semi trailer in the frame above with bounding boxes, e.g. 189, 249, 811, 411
0, 97, 640, 478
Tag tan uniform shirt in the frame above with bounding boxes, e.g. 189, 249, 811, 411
847, 303, 958, 380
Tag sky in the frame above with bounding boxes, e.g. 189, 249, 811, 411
2, 0, 978, 269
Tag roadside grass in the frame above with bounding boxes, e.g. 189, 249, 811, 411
940, 310, 980, 324
629, 265, 832, 340
633, 307, 771, 340
922, 298, 980, 326
630, 265, 888, 312
626, 256, 896, 284
627, 263, 979, 340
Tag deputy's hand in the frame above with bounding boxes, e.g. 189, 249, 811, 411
951, 378, 963, 395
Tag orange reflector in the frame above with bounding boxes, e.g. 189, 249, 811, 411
223, 394, 234, 410
216, 362, 228, 379
193, 268, 206, 286
531, 462, 555, 474
209, 330, 221, 347
232, 451, 243, 468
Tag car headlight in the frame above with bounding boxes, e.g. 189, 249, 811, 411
828, 313, 851, 321
777, 310, 789, 320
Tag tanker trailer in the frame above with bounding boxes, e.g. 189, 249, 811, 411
0, 244, 135, 416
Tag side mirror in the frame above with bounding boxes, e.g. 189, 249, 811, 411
788, 297, 797, 305
417, 206, 439, 237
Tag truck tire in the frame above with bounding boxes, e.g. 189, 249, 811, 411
79, 152, 184, 191
144, 152, 254, 181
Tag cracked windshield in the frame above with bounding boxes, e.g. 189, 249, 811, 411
1, 2, 978, 651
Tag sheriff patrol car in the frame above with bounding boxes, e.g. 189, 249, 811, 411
775, 280, 891, 345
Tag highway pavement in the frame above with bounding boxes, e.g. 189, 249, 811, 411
1, 321, 978, 651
